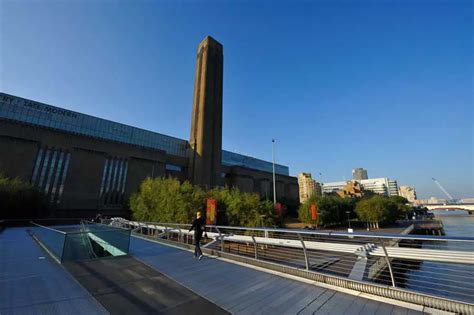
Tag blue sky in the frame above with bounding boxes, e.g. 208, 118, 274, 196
1, 0, 472, 199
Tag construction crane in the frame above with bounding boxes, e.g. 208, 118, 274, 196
432, 178, 455, 203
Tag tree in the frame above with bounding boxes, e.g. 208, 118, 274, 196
388, 195, 411, 220
130, 177, 205, 223
206, 186, 277, 227
355, 195, 399, 229
0, 174, 45, 219
130, 177, 278, 227
298, 195, 354, 227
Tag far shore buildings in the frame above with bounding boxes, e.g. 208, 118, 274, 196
352, 168, 368, 180
323, 177, 399, 197
297, 172, 322, 203
398, 185, 417, 203
0, 36, 299, 217
335, 181, 364, 199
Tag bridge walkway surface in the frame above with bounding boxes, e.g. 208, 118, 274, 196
130, 236, 424, 315
0, 228, 107, 315
64, 256, 229, 315
0, 228, 229, 315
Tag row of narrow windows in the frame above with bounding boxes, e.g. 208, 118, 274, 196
31, 148, 71, 205
99, 157, 128, 205
30, 148, 130, 206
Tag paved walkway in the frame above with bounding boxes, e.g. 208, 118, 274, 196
0, 228, 107, 315
130, 237, 423, 315
65, 256, 229, 315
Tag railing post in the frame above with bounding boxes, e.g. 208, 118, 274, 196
378, 238, 396, 287
216, 227, 224, 252
298, 233, 310, 270
251, 235, 258, 260
177, 226, 182, 243
164, 224, 169, 239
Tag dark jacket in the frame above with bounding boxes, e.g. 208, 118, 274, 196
189, 217, 206, 239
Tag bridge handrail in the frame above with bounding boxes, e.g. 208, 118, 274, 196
117, 220, 474, 314
110, 218, 474, 312
123, 220, 474, 243
30, 221, 67, 234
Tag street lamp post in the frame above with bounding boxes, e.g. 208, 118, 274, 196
272, 139, 276, 205
319, 172, 323, 195
346, 211, 351, 229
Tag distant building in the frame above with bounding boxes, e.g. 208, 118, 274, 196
352, 168, 368, 180
298, 173, 321, 203
427, 197, 447, 204
323, 177, 399, 197
336, 181, 364, 198
322, 181, 346, 194
399, 185, 417, 203
359, 178, 399, 196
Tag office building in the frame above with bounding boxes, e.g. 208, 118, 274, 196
323, 177, 399, 197
336, 181, 364, 198
297, 172, 321, 203
352, 168, 368, 180
398, 185, 417, 203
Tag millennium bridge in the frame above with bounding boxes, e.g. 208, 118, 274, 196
1, 219, 473, 314
423, 203, 474, 215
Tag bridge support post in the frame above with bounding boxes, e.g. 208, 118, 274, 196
216, 227, 224, 252
298, 234, 310, 270
378, 238, 396, 287
177, 226, 182, 242
251, 235, 258, 260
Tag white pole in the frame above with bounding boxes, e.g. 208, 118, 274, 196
272, 139, 277, 205
319, 172, 323, 196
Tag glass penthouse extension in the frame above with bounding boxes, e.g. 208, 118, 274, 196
0, 92, 291, 176
222, 150, 289, 176
0, 93, 188, 157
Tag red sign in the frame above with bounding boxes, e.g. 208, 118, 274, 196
274, 202, 283, 217
311, 203, 318, 221
206, 198, 217, 225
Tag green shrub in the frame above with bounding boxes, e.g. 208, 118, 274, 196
0, 174, 45, 219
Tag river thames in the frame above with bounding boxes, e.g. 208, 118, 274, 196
403, 210, 474, 303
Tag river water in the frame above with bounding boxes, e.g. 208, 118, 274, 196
402, 210, 474, 303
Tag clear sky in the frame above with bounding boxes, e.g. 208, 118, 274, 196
1, 0, 472, 199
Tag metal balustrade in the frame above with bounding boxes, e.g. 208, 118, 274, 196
105, 218, 474, 314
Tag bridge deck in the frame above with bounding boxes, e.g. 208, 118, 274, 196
0, 228, 107, 315
130, 236, 422, 315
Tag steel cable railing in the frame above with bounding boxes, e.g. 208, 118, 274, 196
105, 218, 474, 311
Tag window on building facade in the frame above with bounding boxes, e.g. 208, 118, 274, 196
100, 157, 129, 206
165, 164, 182, 172
30, 147, 71, 205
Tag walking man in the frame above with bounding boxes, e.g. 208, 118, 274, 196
189, 211, 207, 260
